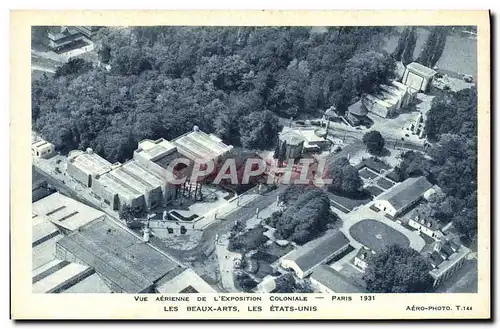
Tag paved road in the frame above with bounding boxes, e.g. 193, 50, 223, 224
215, 244, 240, 292
157, 185, 286, 261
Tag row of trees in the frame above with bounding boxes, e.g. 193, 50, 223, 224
392, 26, 448, 68
32, 26, 397, 163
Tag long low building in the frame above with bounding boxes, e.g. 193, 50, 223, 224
55, 217, 186, 293
310, 265, 366, 293
280, 231, 350, 279
67, 148, 114, 188
172, 127, 234, 164
373, 176, 433, 218
156, 268, 218, 293
32, 192, 106, 232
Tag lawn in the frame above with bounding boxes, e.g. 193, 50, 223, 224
366, 185, 384, 197
376, 177, 396, 189
349, 219, 410, 252
359, 168, 378, 180
328, 192, 372, 211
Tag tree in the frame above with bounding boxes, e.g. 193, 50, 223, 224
32, 26, 396, 163
327, 157, 363, 194
363, 131, 385, 155
416, 27, 448, 68
338, 51, 396, 113
394, 151, 431, 181
392, 27, 417, 65
274, 273, 297, 293
54, 58, 93, 78
273, 189, 334, 244
424, 87, 477, 141
119, 204, 136, 222
239, 110, 281, 149
363, 245, 433, 293
235, 272, 258, 292
401, 27, 418, 65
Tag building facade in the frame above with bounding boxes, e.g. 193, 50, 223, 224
373, 176, 433, 218
402, 62, 437, 93
428, 240, 470, 287
280, 231, 350, 279
32, 133, 55, 159
408, 216, 444, 240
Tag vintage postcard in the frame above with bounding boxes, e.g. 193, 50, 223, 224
10, 10, 490, 319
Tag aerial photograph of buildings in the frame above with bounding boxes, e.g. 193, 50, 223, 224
31, 25, 478, 294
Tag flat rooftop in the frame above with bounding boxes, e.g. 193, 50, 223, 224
32, 213, 60, 247
407, 62, 437, 78
96, 172, 144, 201
108, 166, 155, 193
156, 268, 217, 293
62, 273, 112, 293
32, 262, 92, 293
136, 138, 177, 162
173, 130, 233, 162
32, 192, 105, 231
33, 235, 62, 270
56, 217, 183, 293
68, 150, 113, 176
121, 161, 164, 188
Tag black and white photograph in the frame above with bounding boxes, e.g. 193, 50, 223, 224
11, 10, 490, 320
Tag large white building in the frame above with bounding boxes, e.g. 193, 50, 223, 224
401, 62, 437, 93
66, 127, 234, 212
373, 176, 433, 218
361, 80, 417, 118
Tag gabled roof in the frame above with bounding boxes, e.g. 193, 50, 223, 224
379, 176, 433, 212
311, 265, 366, 293
412, 216, 443, 230
285, 231, 350, 275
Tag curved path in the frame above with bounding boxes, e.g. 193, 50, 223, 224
339, 201, 426, 252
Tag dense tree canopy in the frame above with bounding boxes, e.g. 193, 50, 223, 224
327, 157, 363, 194
270, 188, 334, 244
32, 26, 395, 163
425, 87, 477, 141
363, 245, 433, 293
394, 134, 477, 242
363, 130, 385, 155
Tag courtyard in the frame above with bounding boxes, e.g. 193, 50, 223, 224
349, 219, 410, 253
